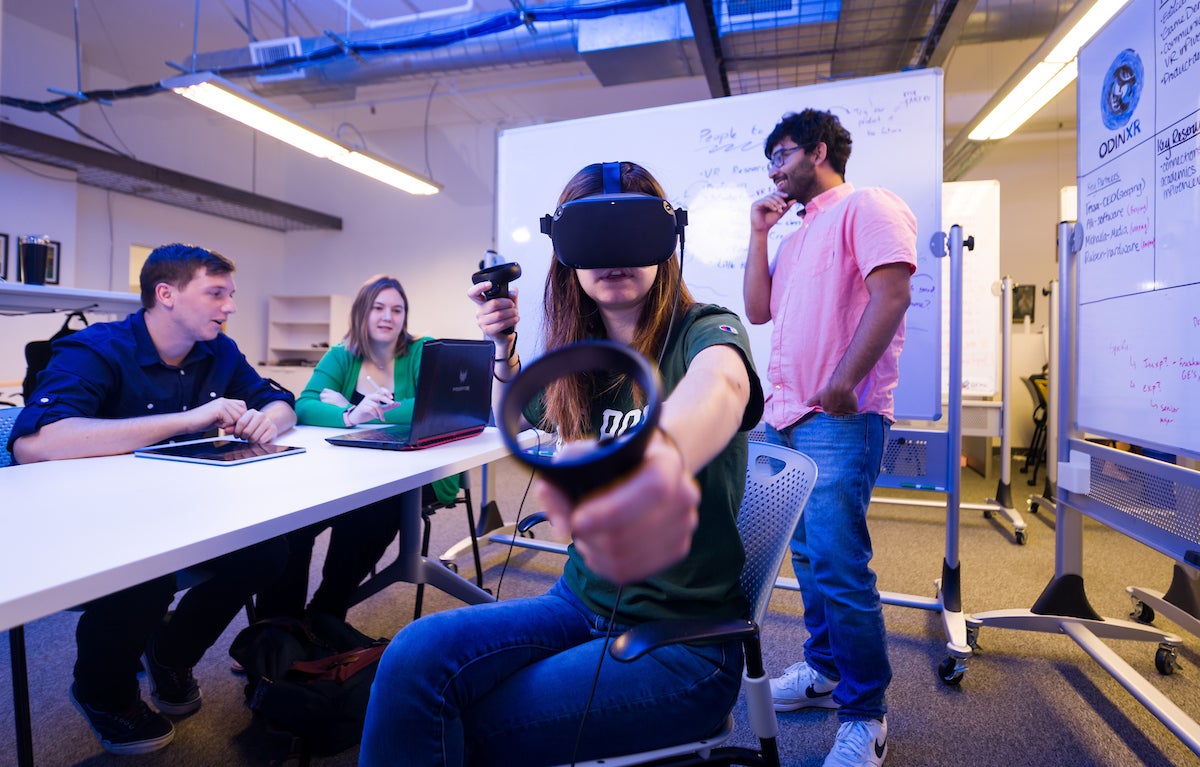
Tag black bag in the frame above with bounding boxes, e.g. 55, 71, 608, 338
23, 311, 89, 402
229, 614, 389, 757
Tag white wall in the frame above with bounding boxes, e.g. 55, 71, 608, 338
963, 133, 1076, 328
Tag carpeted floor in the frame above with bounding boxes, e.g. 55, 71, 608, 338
2, 453, 1198, 766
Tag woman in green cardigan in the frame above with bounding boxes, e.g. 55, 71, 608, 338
256, 275, 458, 622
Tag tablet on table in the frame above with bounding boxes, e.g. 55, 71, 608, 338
134, 436, 305, 466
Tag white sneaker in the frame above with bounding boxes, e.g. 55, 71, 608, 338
823, 717, 888, 767
769, 660, 839, 711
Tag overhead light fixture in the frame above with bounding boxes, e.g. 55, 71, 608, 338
967, 0, 1131, 141
162, 72, 440, 195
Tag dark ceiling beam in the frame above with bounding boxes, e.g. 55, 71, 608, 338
916, 0, 980, 69
683, 0, 730, 98
0, 123, 342, 232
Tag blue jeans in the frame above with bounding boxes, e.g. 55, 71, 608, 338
359, 578, 743, 767
768, 412, 891, 721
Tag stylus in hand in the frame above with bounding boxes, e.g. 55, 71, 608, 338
365, 376, 400, 411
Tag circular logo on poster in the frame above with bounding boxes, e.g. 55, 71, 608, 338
1100, 49, 1143, 130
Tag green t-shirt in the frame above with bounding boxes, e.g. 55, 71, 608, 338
531, 304, 764, 624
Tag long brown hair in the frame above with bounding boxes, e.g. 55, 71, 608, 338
541, 162, 694, 440
344, 275, 412, 366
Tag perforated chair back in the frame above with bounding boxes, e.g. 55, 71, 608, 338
559, 438, 816, 767
738, 441, 817, 626
0, 406, 23, 468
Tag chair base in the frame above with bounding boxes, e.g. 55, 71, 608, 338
556, 717, 748, 767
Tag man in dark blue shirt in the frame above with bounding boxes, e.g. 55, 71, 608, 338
10, 243, 295, 755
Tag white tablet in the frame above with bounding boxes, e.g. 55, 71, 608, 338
134, 436, 305, 466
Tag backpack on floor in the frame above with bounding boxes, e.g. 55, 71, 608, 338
229, 613, 389, 757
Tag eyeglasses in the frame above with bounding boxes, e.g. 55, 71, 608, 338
768, 146, 803, 169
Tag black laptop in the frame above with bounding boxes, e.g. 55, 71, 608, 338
325, 339, 494, 451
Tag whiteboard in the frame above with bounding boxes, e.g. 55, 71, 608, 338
942, 180, 1001, 397
496, 69, 944, 420
1075, 0, 1200, 458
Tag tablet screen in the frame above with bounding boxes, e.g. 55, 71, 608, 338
134, 437, 305, 466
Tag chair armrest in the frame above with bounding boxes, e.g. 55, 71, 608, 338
609, 618, 758, 662
516, 511, 549, 534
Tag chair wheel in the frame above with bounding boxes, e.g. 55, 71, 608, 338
1130, 600, 1154, 624
938, 656, 965, 685
1155, 645, 1178, 675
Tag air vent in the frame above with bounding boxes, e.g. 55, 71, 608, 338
717, 0, 839, 32
249, 36, 306, 83
727, 0, 796, 16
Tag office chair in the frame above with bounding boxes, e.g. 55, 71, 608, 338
348, 473, 487, 620
413, 474, 485, 619
0, 405, 20, 467
1020, 373, 1048, 486
553, 440, 818, 767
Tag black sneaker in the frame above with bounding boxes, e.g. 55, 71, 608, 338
143, 636, 202, 716
70, 683, 174, 755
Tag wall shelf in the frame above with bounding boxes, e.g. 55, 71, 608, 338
267, 294, 351, 365
0, 282, 141, 316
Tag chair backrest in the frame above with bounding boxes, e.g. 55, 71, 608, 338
1022, 374, 1047, 422
737, 440, 817, 626
1031, 373, 1048, 405
0, 406, 24, 469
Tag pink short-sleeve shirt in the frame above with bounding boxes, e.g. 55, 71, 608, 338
764, 182, 918, 428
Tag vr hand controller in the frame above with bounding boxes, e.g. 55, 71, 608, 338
472, 261, 522, 335
498, 340, 662, 502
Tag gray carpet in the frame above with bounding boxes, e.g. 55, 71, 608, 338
2, 453, 1199, 766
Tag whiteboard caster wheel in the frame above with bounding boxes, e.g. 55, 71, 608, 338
938, 656, 966, 685
1015, 529, 1027, 545
1130, 599, 1154, 624
1155, 644, 1179, 676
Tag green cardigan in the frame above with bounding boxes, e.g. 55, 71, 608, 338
295, 339, 459, 505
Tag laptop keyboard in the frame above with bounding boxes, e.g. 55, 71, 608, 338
358, 427, 410, 443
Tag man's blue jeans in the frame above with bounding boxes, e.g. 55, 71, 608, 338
768, 412, 891, 722
359, 578, 743, 767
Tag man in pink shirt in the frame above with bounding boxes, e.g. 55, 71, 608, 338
743, 109, 917, 767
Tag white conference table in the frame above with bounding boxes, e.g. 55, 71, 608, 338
2, 424, 534, 765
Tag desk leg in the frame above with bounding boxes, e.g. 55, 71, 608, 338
396, 488, 496, 606
10, 626, 34, 767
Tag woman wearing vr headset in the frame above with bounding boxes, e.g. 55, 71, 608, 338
359, 162, 764, 766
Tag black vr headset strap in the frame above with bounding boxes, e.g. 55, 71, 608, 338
602, 162, 622, 194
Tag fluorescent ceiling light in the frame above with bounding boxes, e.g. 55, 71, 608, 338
1045, 0, 1131, 63
968, 0, 1130, 142
163, 72, 440, 196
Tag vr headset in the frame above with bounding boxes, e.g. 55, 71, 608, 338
539, 161, 687, 269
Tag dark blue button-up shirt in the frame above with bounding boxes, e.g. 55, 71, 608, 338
9, 310, 294, 454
